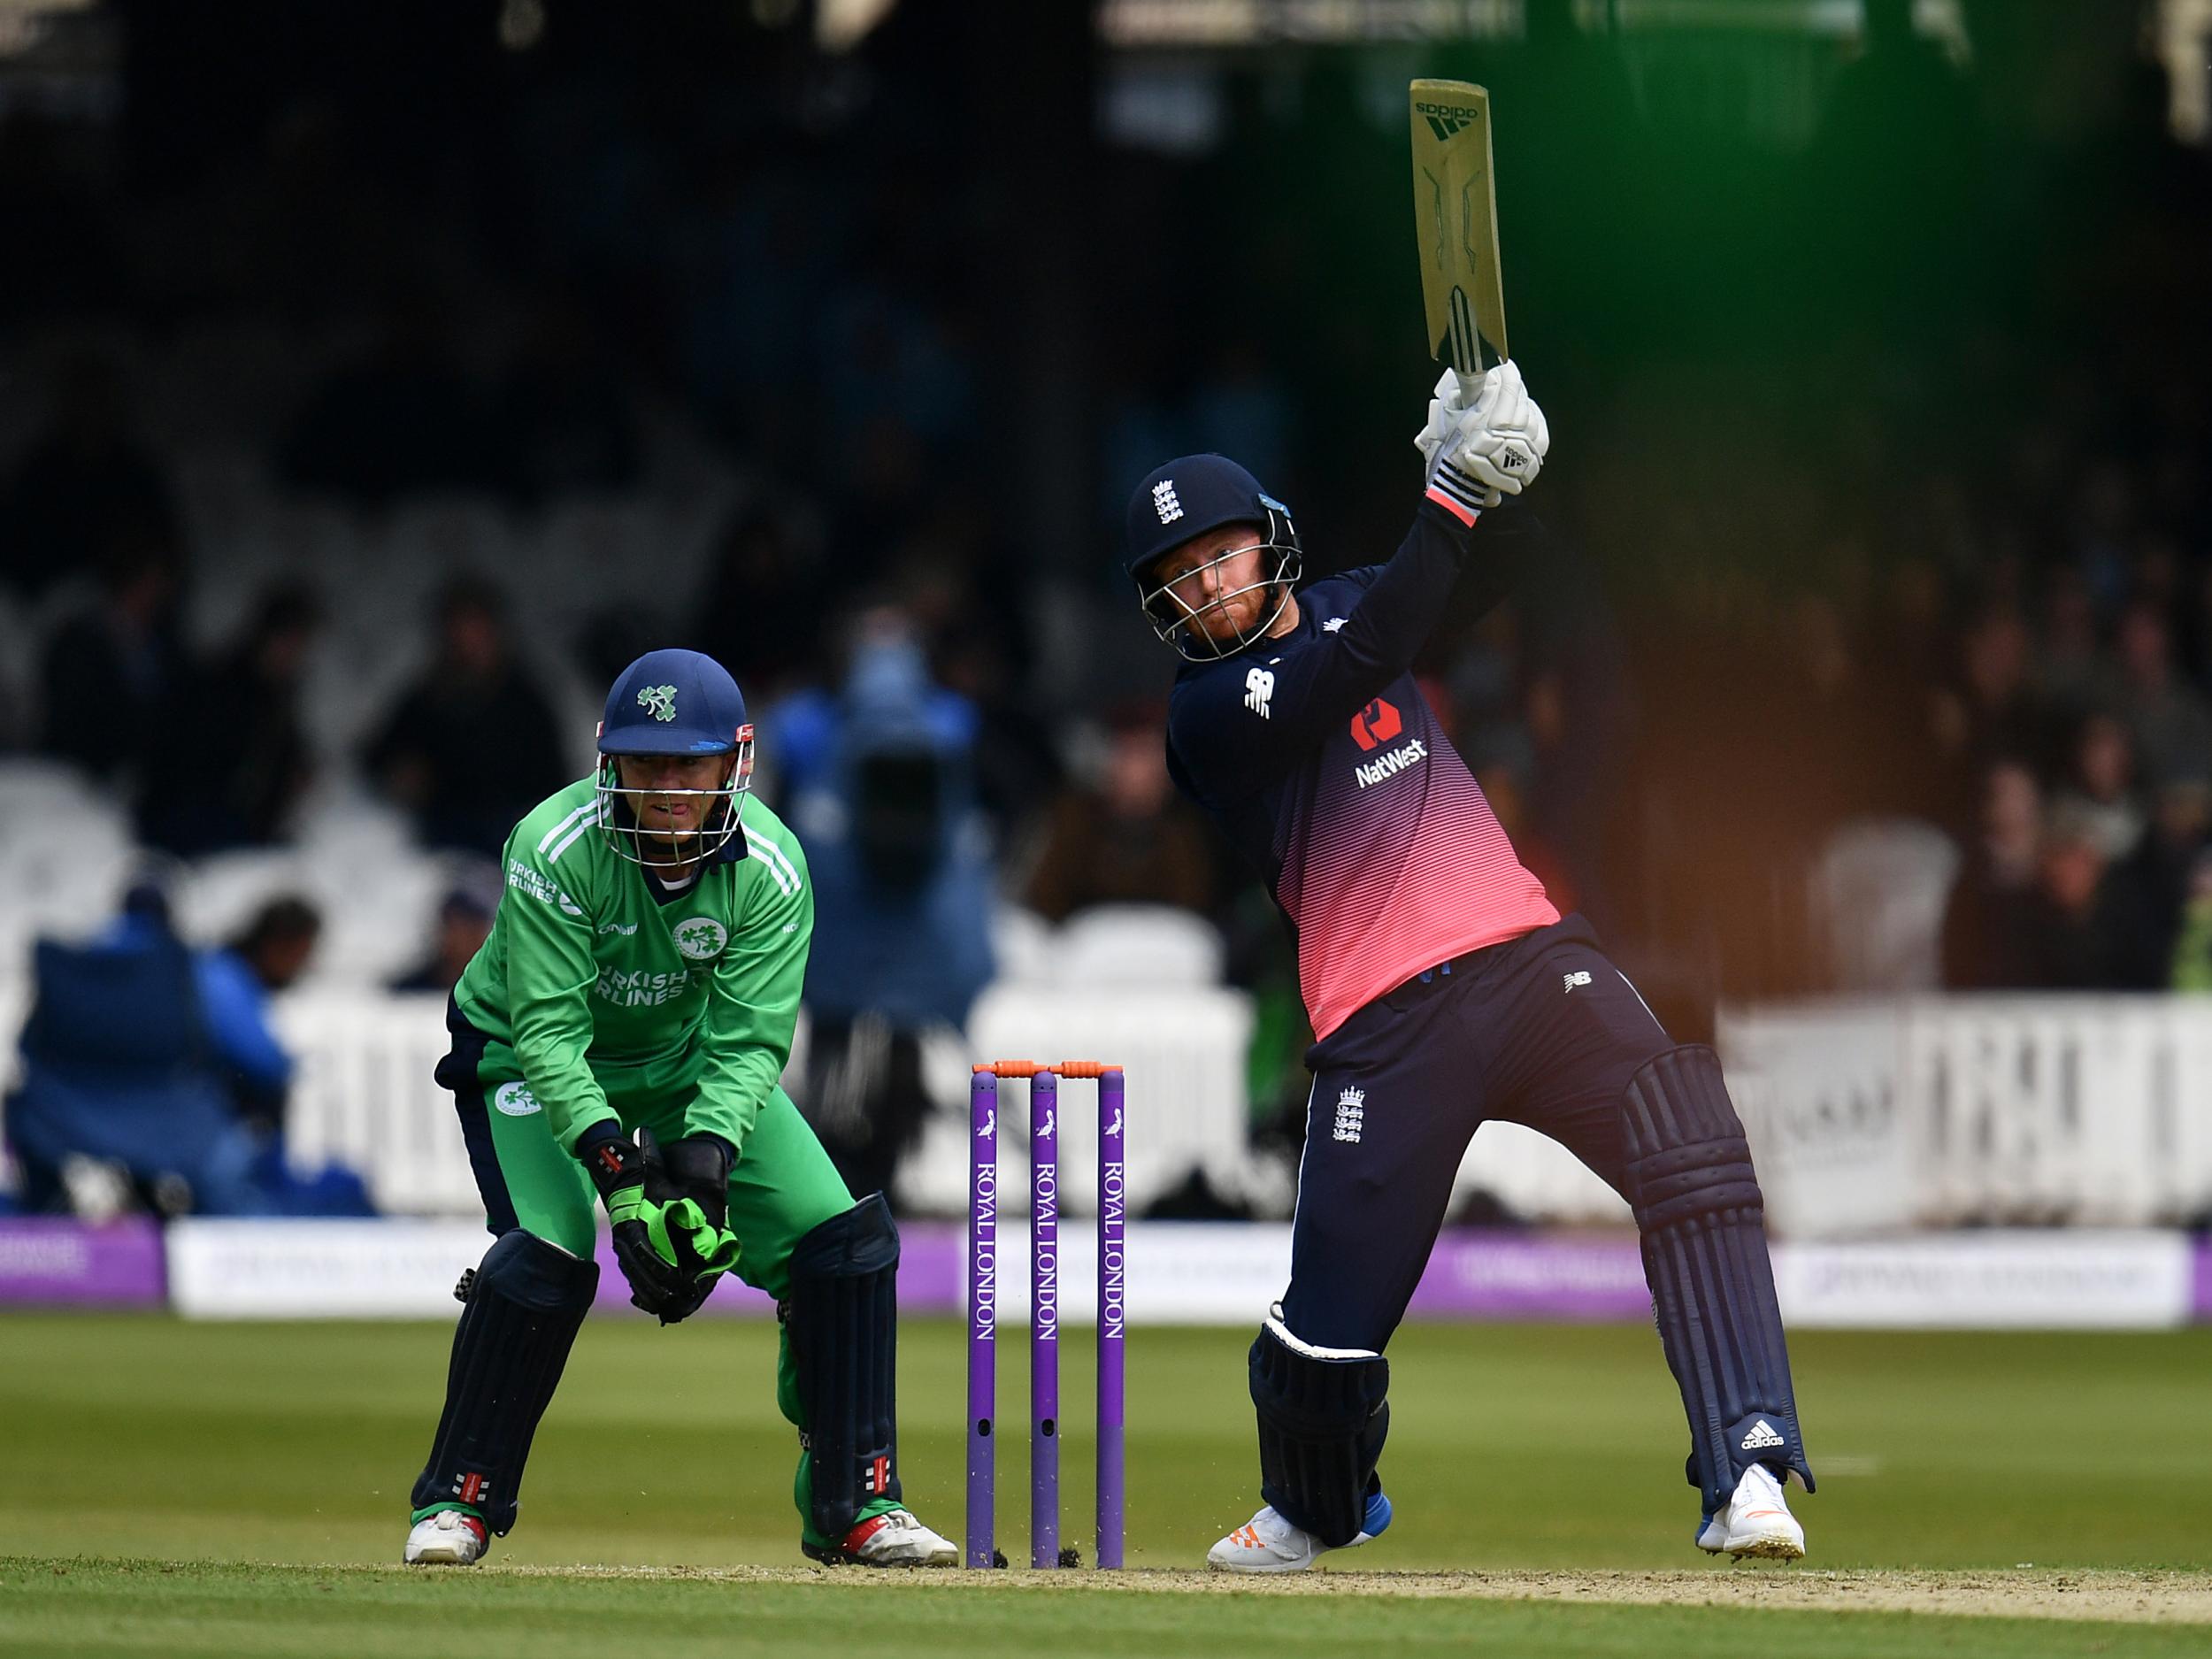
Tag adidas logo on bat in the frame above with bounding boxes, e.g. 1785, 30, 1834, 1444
1417, 102, 1480, 141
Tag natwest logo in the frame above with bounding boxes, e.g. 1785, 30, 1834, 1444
1349, 697, 1402, 752
1355, 737, 1429, 789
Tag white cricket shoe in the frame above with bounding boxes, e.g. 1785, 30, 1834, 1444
1695, 1463, 1805, 1562
804, 1509, 959, 1567
403, 1509, 488, 1565
1206, 1489, 1393, 1574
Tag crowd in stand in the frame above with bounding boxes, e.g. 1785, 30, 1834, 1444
0, 4, 2208, 1217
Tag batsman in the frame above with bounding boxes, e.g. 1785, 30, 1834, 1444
402, 647, 956, 1568
1120, 82, 1814, 1573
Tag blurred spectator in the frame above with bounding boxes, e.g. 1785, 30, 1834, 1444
1946, 768, 2162, 993
35, 537, 187, 796
388, 872, 497, 995
781, 612, 996, 1206
2048, 711, 2144, 864
0, 353, 176, 603
933, 611, 1065, 856
2033, 569, 2104, 720
2107, 603, 2212, 790
365, 579, 569, 856
2028, 804, 2162, 991
1024, 703, 1217, 923
2111, 775, 2212, 987
1940, 759, 2045, 988
142, 584, 319, 854
205, 895, 323, 1135
1930, 606, 2042, 801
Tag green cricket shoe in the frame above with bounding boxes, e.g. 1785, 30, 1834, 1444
803, 1509, 959, 1567
404, 1509, 489, 1565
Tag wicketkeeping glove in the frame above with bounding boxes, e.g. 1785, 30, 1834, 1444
637, 1133, 741, 1326
580, 1125, 694, 1319
1413, 360, 1549, 512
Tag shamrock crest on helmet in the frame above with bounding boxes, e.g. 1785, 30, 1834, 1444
637, 684, 680, 722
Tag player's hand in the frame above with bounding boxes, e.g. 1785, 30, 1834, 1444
1413, 360, 1549, 508
639, 1134, 741, 1325
581, 1127, 694, 1319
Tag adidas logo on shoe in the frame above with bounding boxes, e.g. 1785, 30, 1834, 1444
1740, 1419, 1786, 1452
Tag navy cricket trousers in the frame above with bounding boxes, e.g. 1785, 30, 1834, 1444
1279, 912, 1672, 1353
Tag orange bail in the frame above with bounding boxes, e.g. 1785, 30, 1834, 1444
1053, 1060, 1121, 1079
972, 1059, 1044, 1078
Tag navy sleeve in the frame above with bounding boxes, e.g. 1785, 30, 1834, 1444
1168, 498, 1499, 799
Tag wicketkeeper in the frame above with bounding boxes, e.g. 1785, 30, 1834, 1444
403, 647, 956, 1568
1124, 364, 1815, 1571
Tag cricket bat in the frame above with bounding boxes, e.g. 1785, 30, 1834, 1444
1409, 80, 1508, 401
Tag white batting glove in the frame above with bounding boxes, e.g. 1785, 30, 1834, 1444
1413, 360, 1549, 512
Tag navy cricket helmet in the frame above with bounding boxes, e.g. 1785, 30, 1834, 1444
594, 648, 755, 868
1124, 454, 1302, 661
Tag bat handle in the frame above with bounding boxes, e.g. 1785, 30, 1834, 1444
1454, 366, 1485, 406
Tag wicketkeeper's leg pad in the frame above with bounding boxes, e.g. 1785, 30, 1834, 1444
1248, 1309, 1390, 1548
410, 1227, 597, 1535
786, 1192, 902, 1540
1624, 1044, 1815, 1512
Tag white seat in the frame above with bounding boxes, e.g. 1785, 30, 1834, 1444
1051, 903, 1225, 987
1811, 818, 1961, 993
0, 766, 137, 966
989, 903, 1056, 986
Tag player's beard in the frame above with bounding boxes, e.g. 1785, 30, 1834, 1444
1191, 580, 1276, 645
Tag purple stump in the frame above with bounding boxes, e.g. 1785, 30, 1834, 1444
966, 1068, 1000, 1568
1029, 1068, 1061, 1568
1095, 1068, 1126, 1569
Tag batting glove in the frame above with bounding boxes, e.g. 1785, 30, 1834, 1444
1413, 360, 1549, 514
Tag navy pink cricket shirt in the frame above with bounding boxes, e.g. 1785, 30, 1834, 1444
1164, 496, 1557, 1040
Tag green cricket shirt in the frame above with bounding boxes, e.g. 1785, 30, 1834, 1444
453, 778, 812, 1157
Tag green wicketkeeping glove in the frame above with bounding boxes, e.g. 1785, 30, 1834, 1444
580, 1125, 692, 1317
637, 1135, 742, 1324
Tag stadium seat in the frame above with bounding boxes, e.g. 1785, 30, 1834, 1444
988, 903, 1056, 986
1810, 817, 1961, 993
0, 763, 137, 970
1051, 903, 1226, 987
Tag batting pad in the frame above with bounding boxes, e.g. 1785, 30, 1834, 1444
1624, 1045, 1815, 1511
1248, 1313, 1390, 1548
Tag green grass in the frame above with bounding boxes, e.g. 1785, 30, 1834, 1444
4, 1561, 2208, 1659
2, 1315, 2208, 1655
